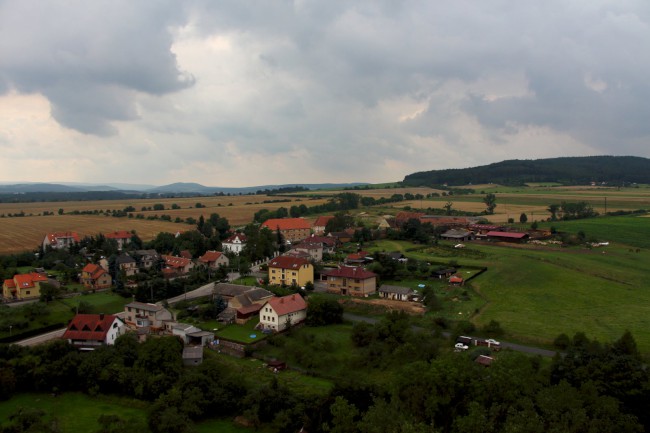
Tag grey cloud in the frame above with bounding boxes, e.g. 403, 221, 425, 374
0, 0, 194, 135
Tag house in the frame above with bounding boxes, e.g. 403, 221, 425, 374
305, 234, 338, 253
161, 255, 195, 276
328, 228, 355, 243
259, 294, 307, 332
322, 266, 377, 297
222, 233, 247, 255
124, 301, 173, 332
134, 249, 160, 270
212, 283, 274, 324
2, 272, 49, 300
312, 215, 334, 235
62, 314, 124, 350
267, 256, 314, 287
395, 211, 425, 227
180, 250, 193, 260
42, 232, 80, 250
289, 241, 323, 262
198, 250, 230, 269
261, 218, 311, 243
378, 285, 415, 301
345, 251, 372, 265
485, 231, 529, 243
104, 230, 132, 250
440, 229, 475, 242
80, 264, 112, 290
116, 254, 138, 277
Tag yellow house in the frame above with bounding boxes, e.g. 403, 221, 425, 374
2, 272, 49, 300
268, 256, 313, 287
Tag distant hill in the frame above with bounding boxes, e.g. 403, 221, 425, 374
147, 182, 368, 194
402, 156, 650, 187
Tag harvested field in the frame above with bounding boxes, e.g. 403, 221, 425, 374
343, 297, 426, 315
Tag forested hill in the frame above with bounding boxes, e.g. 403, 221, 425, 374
402, 156, 650, 186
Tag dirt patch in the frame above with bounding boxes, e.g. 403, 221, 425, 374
342, 297, 426, 315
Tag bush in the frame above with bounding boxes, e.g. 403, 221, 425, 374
553, 333, 571, 349
482, 320, 504, 336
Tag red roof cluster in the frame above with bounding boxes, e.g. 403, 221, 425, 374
62, 314, 118, 341
268, 255, 311, 269
8, 272, 49, 290
323, 266, 377, 279
485, 231, 528, 239
105, 230, 131, 239
261, 218, 311, 231
267, 294, 307, 316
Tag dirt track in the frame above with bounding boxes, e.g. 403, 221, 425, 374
343, 297, 426, 315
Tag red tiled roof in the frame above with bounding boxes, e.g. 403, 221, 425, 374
307, 235, 337, 247
323, 266, 377, 279
261, 218, 311, 231
45, 232, 80, 243
313, 216, 334, 227
82, 263, 107, 279
267, 294, 307, 316
224, 233, 247, 243
346, 251, 370, 261
199, 250, 223, 263
268, 255, 311, 269
396, 211, 425, 222
4, 279, 16, 289
62, 314, 119, 341
105, 230, 131, 239
162, 255, 192, 268
475, 355, 494, 366
180, 250, 192, 259
13, 273, 48, 289
237, 303, 263, 315
486, 231, 528, 239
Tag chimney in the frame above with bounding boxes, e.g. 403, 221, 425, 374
99, 313, 105, 320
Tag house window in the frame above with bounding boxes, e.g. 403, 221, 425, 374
26, 291, 30, 295
272, 317, 275, 322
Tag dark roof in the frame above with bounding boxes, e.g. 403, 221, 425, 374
245, 287, 274, 302
125, 301, 164, 312
379, 285, 415, 295
116, 254, 136, 265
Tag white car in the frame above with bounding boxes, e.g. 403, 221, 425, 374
454, 343, 469, 350
485, 339, 500, 345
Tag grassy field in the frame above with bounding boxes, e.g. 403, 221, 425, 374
0, 291, 130, 340
0, 393, 149, 432
215, 318, 267, 344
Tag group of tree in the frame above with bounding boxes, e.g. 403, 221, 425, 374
547, 201, 598, 220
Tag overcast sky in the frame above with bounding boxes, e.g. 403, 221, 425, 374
1, 1, 648, 187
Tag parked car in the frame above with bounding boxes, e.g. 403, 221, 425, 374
454, 342, 469, 351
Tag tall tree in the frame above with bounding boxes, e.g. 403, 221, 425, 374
483, 193, 497, 214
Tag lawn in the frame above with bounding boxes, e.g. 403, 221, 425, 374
0, 393, 149, 432
215, 318, 267, 343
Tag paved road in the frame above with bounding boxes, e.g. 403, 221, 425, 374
15, 328, 66, 347
343, 313, 558, 358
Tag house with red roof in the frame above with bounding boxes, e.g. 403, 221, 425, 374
42, 231, 80, 250
80, 263, 112, 289
268, 255, 314, 287
62, 313, 124, 349
2, 272, 49, 300
261, 218, 311, 243
449, 274, 465, 286
222, 233, 247, 255
345, 251, 372, 265
259, 294, 307, 332
198, 250, 229, 269
322, 266, 377, 297
312, 215, 334, 235
305, 234, 338, 253
105, 230, 132, 250
161, 255, 195, 277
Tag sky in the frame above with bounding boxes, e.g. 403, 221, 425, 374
1, 1, 649, 187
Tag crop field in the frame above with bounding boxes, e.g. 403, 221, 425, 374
0, 195, 330, 255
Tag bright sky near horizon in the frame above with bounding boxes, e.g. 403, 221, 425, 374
1, 1, 648, 187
